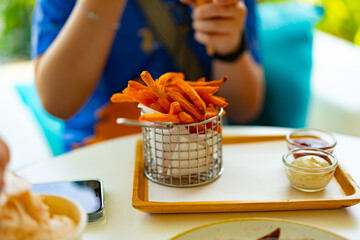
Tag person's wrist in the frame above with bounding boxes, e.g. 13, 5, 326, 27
213, 32, 247, 62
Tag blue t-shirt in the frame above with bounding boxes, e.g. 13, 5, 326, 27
31, 0, 260, 151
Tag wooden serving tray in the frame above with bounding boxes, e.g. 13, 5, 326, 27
132, 136, 360, 213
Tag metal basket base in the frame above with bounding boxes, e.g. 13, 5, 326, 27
144, 167, 224, 188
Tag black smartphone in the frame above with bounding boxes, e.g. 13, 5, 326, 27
31, 179, 104, 222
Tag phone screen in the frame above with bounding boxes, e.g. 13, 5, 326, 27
31, 179, 104, 222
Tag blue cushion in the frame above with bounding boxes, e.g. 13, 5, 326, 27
252, 1, 323, 127
16, 83, 64, 156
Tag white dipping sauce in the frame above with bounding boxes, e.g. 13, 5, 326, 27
292, 155, 330, 168
286, 155, 334, 191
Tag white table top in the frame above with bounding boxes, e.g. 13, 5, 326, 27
18, 126, 360, 240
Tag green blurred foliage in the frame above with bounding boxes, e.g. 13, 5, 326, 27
260, 0, 360, 46
0, 0, 34, 61
318, 0, 360, 45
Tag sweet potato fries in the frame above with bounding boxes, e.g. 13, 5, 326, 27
111, 71, 228, 124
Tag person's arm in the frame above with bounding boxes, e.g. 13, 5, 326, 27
181, 0, 264, 123
213, 52, 264, 123
34, 0, 127, 119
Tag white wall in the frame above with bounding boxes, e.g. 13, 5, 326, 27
307, 30, 360, 137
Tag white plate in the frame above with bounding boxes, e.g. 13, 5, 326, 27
171, 218, 346, 240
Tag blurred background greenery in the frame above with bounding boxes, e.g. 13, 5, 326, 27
0, 0, 359, 63
318, 0, 360, 45
0, 0, 34, 62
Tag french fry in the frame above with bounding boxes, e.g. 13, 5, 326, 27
111, 89, 154, 107
110, 93, 136, 103
169, 101, 182, 115
204, 104, 225, 119
158, 72, 185, 85
122, 88, 155, 107
205, 111, 219, 119
111, 71, 228, 126
199, 93, 229, 108
189, 125, 202, 133
178, 111, 197, 124
140, 71, 168, 99
158, 84, 166, 94
139, 113, 180, 123
166, 89, 204, 121
206, 103, 217, 112
140, 71, 171, 111
138, 89, 158, 102
128, 80, 148, 91
204, 105, 220, 119
216, 96, 226, 102
197, 77, 206, 82
193, 86, 219, 94
157, 98, 171, 112
149, 103, 167, 113
187, 76, 228, 87
166, 85, 187, 97
167, 78, 206, 113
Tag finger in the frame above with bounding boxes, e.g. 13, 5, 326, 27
180, 0, 196, 7
212, 0, 242, 6
193, 18, 241, 35
195, 0, 211, 6
193, 2, 246, 20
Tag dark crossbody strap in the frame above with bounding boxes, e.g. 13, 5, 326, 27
134, 0, 207, 80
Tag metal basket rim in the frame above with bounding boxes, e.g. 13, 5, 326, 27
145, 108, 224, 129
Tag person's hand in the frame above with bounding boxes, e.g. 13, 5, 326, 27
0, 138, 10, 191
180, 0, 247, 55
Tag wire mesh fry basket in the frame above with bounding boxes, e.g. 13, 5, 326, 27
140, 108, 224, 187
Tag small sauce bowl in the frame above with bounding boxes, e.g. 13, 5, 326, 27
282, 148, 338, 192
286, 128, 337, 153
